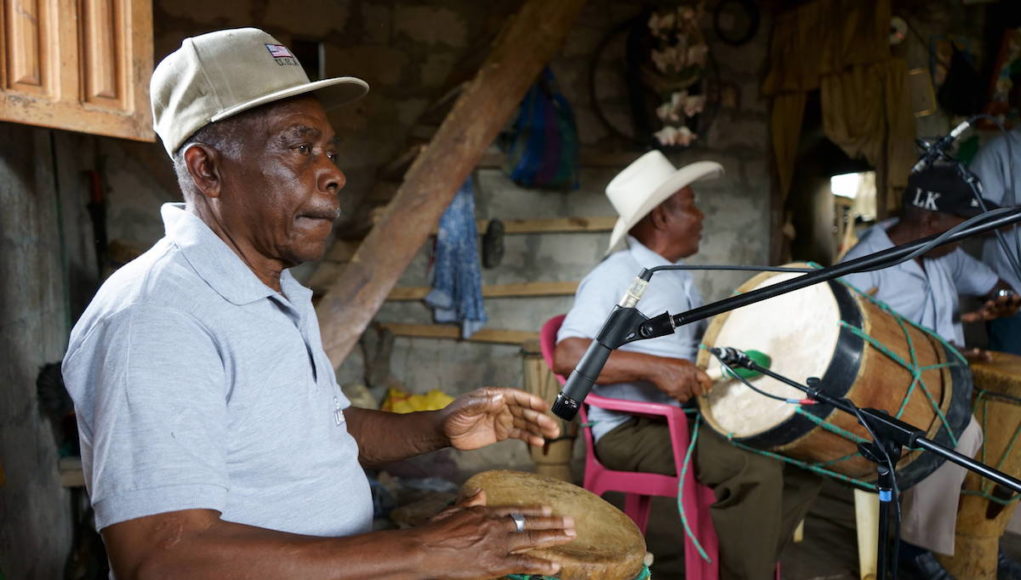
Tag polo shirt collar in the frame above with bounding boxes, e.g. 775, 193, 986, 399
625, 235, 682, 269
868, 218, 926, 279
162, 203, 299, 305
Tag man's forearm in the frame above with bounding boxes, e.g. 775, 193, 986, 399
343, 407, 449, 467
104, 511, 435, 580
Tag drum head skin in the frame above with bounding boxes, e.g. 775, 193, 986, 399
701, 271, 842, 438
462, 470, 646, 580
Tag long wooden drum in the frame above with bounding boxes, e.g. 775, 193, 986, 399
696, 267, 973, 489
463, 470, 646, 580
939, 351, 1021, 580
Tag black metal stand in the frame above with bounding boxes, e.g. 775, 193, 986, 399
955, 163, 1021, 283
637, 207, 1021, 340
717, 350, 1021, 580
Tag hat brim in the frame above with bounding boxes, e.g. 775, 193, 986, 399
606, 160, 724, 254
952, 198, 1000, 218
210, 76, 369, 123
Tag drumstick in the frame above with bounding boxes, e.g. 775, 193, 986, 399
705, 349, 772, 382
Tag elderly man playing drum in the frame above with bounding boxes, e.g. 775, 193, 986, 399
61, 28, 577, 579
840, 163, 1021, 580
555, 151, 823, 580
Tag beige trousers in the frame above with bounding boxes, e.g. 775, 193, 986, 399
899, 416, 982, 555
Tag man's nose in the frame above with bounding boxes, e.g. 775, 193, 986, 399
320, 162, 346, 194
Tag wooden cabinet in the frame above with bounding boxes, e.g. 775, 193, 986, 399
1, 0, 154, 141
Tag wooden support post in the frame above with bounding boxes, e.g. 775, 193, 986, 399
316, 0, 588, 366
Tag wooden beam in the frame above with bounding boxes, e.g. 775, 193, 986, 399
381, 323, 537, 345
316, 0, 588, 366
386, 281, 578, 301
499, 216, 615, 234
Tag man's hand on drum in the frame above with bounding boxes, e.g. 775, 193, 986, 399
411, 488, 577, 578
646, 357, 713, 402
440, 387, 560, 450
962, 284, 1021, 323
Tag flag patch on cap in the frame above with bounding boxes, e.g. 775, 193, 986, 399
265, 44, 298, 66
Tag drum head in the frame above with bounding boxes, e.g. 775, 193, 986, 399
462, 470, 646, 580
699, 270, 841, 437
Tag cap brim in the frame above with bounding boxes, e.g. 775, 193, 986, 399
210, 76, 369, 123
605, 160, 724, 254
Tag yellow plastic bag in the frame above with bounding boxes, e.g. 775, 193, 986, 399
381, 388, 454, 414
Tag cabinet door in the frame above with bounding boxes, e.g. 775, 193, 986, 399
0, 0, 154, 141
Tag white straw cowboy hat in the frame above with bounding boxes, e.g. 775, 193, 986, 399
605, 151, 724, 254
151, 27, 369, 156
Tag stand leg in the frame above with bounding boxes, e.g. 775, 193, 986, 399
855, 489, 879, 580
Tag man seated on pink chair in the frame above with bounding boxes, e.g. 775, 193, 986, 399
554, 151, 822, 580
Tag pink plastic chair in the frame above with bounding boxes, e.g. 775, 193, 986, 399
539, 314, 719, 580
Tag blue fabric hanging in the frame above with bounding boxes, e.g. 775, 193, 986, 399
424, 179, 487, 338
502, 67, 579, 190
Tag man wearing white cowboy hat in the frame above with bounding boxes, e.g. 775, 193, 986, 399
62, 27, 576, 578
556, 150, 822, 579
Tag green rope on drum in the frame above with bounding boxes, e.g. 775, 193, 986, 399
838, 318, 960, 448
969, 390, 1021, 501
505, 563, 651, 580
722, 432, 878, 492
677, 414, 712, 564
791, 405, 868, 444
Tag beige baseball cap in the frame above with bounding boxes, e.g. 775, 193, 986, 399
151, 27, 369, 156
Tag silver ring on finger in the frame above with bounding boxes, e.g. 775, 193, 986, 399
509, 512, 526, 533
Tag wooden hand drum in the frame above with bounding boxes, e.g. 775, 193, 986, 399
696, 266, 973, 489
939, 351, 1021, 580
462, 470, 646, 580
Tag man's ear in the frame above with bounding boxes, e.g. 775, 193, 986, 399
649, 204, 670, 230
183, 144, 222, 199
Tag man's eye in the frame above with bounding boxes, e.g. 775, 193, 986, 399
297, 144, 311, 154
327, 151, 338, 162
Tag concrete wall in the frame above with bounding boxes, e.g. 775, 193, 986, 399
0, 124, 97, 579
362, 2, 775, 476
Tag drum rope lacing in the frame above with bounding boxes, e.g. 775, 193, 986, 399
963, 389, 1021, 505
693, 279, 970, 492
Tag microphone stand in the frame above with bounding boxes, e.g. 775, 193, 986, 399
955, 163, 1021, 287
636, 207, 1021, 341
715, 350, 1021, 580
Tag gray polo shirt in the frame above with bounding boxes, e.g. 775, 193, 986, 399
840, 219, 998, 344
969, 128, 1021, 292
558, 236, 705, 440
63, 204, 372, 535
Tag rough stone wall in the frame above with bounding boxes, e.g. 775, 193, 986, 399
0, 124, 96, 579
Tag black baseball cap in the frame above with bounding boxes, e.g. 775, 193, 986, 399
903, 164, 998, 218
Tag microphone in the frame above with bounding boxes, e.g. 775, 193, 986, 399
709, 346, 763, 372
705, 348, 772, 381
551, 276, 651, 421
911, 119, 972, 174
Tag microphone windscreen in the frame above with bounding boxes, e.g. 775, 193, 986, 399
706, 349, 772, 381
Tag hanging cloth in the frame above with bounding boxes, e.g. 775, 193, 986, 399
424, 179, 488, 338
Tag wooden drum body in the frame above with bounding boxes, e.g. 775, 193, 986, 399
939, 352, 1021, 580
696, 268, 973, 489
463, 470, 646, 580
